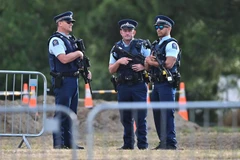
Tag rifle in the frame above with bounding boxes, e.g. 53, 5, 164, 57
75, 39, 92, 95
113, 44, 145, 65
144, 39, 174, 83
112, 44, 150, 83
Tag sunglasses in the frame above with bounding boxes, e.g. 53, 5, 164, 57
65, 21, 74, 24
155, 25, 168, 30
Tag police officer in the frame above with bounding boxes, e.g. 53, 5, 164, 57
48, 11, 90, 149
109, 19, 150, 150
145, 15, 180, 150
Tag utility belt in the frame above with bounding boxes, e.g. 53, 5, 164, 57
151, 72, 181, 88
50, 71, 79, 88
116, 72, 144, 85
50, 71, 80, 78
151, 73, 167, 83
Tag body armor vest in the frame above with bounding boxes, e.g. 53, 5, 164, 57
114, 39, 144, 82
150, 38, 180, 76
48, 32, 79, 73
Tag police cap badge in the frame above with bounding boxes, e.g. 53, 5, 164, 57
154, 15, 174, 27
118, 19, 138, 29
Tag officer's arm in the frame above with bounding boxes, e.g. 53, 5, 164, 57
109, 63, 120, 74
109, 52, 118, 74
50, 37, 83, 64
145, 54, 159, 68
109, 57, 132, 74
108, 51, 131, 74
142, 46, 151, 71
144, 60, 150, 71
165, 56, 177, 69
164, 42, 179, 69
57, 51, 83, 64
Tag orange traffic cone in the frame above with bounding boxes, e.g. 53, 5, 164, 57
22, 83, 29, 104
84, 83, 93, 108
134, 121, 137, 132
29, 86, 37, 108
178, 82, 188, 121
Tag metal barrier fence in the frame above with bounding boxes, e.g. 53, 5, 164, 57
86, 101, 240, 160
1, 99, 240, 159
0, 105, 78, 160
0, 70, 47, 148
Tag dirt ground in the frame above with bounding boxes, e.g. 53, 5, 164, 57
1, 96, 240, 159
0, 95, 239, 137
36, 95, 201, 134
0, 96, 240, 148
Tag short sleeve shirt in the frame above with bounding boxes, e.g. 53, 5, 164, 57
159, 35, 179, 58
48, 32, 69, 57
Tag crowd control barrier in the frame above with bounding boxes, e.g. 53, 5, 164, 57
0, 105, 78, 159
86, 101, 240, 160
0, 70, 47, 148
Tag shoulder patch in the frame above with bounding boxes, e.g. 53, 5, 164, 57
52, 39, 59, 46
172, 43, 177, 50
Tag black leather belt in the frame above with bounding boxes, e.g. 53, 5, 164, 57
61, 71, 79, 77
50, 71, 79, 78
118, 78, 144, 85
116, 72, 144, 85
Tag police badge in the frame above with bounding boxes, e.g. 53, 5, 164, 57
52, 39, 59, 46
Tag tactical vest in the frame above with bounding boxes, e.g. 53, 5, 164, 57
150, 38, 181, 76
113, 39, 144, 83
48, 32, 79, 73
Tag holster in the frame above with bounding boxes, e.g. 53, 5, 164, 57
55, 77, 64, 88
172, 72, 181, 88
110, 75, 118, 92
50, 72, 63, 88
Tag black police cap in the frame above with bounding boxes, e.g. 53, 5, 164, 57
53, 11, 75, 23
118, 19, 138, 29
154, 15, 174, 27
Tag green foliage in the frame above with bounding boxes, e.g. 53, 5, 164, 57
0, 0, 240, 100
